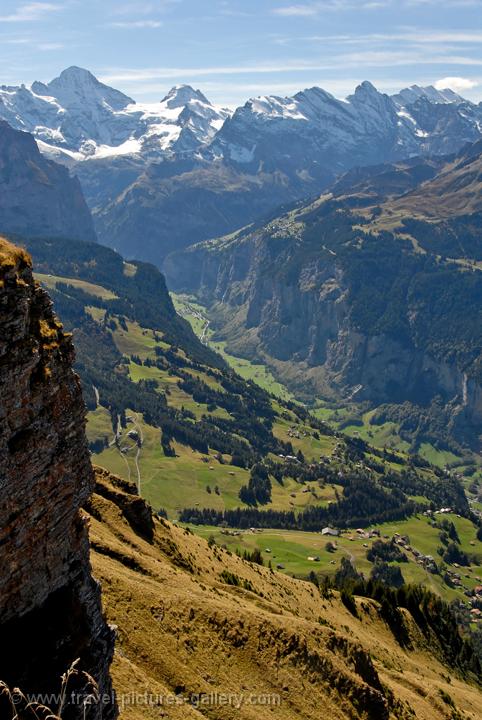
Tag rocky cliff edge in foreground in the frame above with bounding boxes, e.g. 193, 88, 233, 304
0, 237, 116, 719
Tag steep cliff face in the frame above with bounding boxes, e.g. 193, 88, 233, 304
165, 202, 482, 448
0, 121, 96, 242
0, 238, 115, 718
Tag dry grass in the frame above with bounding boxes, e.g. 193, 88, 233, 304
0, 237, 31, 270
89, 467, 482, 720
0, 660, 99, 720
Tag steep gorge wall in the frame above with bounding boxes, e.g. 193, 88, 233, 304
166, 234, 482, 436
0, 238, 116, 719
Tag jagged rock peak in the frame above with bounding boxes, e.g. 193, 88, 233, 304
161, 84, 211, 108
347, 81, 393, 112
294, 86, 338, 106
350, 80, 383, 100
296, 85, 335, 97
392, 84, 467, 107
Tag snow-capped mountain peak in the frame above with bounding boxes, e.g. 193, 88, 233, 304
32, 66, 134, 112
210, 79, 482, 174
348, 81, 391, 110
161, 84, 210, 109
0, 69, 231, 163
352, 80, 380, 97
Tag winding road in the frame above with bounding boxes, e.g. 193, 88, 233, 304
131, 417, 144, 495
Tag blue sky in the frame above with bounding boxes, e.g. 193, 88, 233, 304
1, 0, 482, 106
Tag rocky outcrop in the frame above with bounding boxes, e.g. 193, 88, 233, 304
0, 238, 116, 718
0, 121, 96, 242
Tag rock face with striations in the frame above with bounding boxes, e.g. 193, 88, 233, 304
0, 238, 116, 719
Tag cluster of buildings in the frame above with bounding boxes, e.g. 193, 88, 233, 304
286, 425, 311, 441
466, 585, 482, 625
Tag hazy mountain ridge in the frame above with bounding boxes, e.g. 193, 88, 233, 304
2, 68, 482, 264
0, 120, 96, 241
99, 81, 482, 264
94, 79, 482, 264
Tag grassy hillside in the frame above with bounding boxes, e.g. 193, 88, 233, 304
89, 468, 482, 720
190, 512, 482, 604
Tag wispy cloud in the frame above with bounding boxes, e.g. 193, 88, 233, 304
274, 5, 319, 15
100, 50, 482, 87
112, 0, 180, 12
217, 0, 252, 15
99, 63, 337, 83
1, 36, 30, 44
308, 30, 482, 45
273, 0, 389, 14
37, 41, 64, 50
110, 19, 163, 28
0, 2, 60, 23
406, 0, 481, 5
273, 0, 480, 13
336, 49, 482, 67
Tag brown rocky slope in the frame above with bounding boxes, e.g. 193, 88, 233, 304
90, 467, 482, 720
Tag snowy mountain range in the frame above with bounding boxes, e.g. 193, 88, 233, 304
0, 66, 230, 164
210, 80, 482, 174
2, 66, 481, 169
2, 66, 482, 264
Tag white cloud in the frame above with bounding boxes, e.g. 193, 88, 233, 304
99, 63, 336, 83
0, 2, 60, 23
2, 37, 30, 44
435, 76, 479, 92
274, 5, 319, 15
37, 41, 64, 50
406, 0, 481, 5
99, 52, 482, 88
111, 0, 180, 15
111, 20, 163, 28
305, 29, 482, 44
